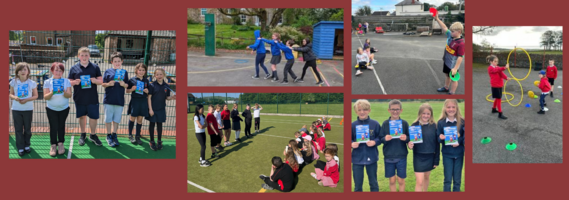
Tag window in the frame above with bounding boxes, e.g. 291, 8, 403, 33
278, 14, 283, 24
201, 8, 207, 16
30, 36, 36, 45
46, 37, 53, 46
56, 38, 63, 46
126, 39, 134, 49
240, 14, 246, 24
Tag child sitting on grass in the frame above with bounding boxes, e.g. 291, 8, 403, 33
259, 156, 294, 192
310, 148, 339, 187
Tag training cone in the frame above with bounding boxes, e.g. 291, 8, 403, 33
534, 95, 539, 99
534, 81, 540, 87
528, 91, 535, 98
481, 137, 492, 144
505, 143, 517, 151
525, 103, 531, 108
555, 99, 561, 103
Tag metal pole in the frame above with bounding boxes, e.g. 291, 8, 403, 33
299, 93, 302, 115
277, 93, 279, 114
327, 93, 330, 116
144, 31, 152, 66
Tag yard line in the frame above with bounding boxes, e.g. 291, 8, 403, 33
187, 180, 216, 193
67, 135, 74, 159
256, 134, 343, 145
310, 68, 322, 87
424, 59, 442, 86
357, 34, 386, 94
315, 67, 330, 86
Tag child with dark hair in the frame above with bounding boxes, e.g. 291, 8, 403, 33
546, 59, 558, 97
293, 38, 323, 84
259, 156, 294, 192
275, 40, 299, 84
486, 55, 510, 119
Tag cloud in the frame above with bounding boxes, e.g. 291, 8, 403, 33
473, 26, 563, 49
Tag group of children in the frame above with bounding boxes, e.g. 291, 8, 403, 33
259, 121, 339, 192
246, 31, 324, 85
352, 99, 465, 192
487, 56, 558, 118
194, 103, 264, 167
9, 47, 176, 157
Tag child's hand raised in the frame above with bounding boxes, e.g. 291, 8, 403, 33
351, 142, 359, 148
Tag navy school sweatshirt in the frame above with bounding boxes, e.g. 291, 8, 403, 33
437, 118, 465, 158
379, 117, 410, 159
351, 116, 381, 165
410, 121, 440, 166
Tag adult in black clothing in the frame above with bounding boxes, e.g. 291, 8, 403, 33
242, 104, 253, 138
293, 38, 324, 85
231, 103, 243, 142
259, 156, 294, 192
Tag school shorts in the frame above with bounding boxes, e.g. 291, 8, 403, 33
75, 104, 99, 119
104, 104, 123, 123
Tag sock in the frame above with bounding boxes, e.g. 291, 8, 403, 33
128, 120, 135, 136
24, 147, 30, 150
149, 122, 155, 142
136, 123, 142, 137
496, 98, 502, 112
157, 122, 163, 142
274, 71, 278, 79
236, 131, 240, 139
492, 99, 497, 109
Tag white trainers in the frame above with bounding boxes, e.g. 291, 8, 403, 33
372, 59, 377, 64
355, 70, 363, 76
367, 66, 374, 70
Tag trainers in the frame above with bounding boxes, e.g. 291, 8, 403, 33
106, 134, 116, 147
261, 184, 274, 190
316, 81, 324, 85
293, 77, 300, 82
112, 133, 119, 146
367, 66, 374, 70
211, 153, 219, 158
437, 87, 449, 92
498, 112, 508, 119
355, 70, 363, 76
296, 78, 304, 83
58, 143, 65, 155
78, 133, 86, 146
550, 92, 553, 98
157, 141, 163, 150
50, 144, 57, 157
200, 160, 211, 167
271, 79, 280, 83
149, 141, 157, 151
136, 136, 143, 145
252, 75, 260, 79
226, 142, 233, 146
310, 172, 318, 180
259, 174, 268, 180
24, 147, 31, 153
129, 134, 136, 143
537, 110, 545, 114
492, 108, 498, 113
264, 74, 272, 79
90, 134, 102, 146
18, 150, 24, 156
281, 81, 289, 84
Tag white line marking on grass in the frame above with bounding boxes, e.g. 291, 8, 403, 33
187, 180, 215, 193
67, 135, 74, 159
257, 134, 343, 145
424, 59, 442, 86
357, 34, 386, 94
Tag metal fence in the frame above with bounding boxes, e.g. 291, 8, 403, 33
472, 45, 563, 69
188, 93, 344, 116
8, 30, 177, 137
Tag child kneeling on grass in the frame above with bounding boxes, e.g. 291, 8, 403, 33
310, 148, 339, 187
259, 156, 294, 192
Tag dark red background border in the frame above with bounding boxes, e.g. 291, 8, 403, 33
2, 0, 567, 198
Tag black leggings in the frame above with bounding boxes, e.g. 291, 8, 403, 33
196, 132, 206, 160
255, 117, 260, 131
300, 60, 322, 82
149, 122, 163, 142
282, 59, 297, 81
46, 107, 70, 145
245, 120, 252, 136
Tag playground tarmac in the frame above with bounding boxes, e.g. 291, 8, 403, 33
351, 32, 465, 95
187, 51, 344, 87
472, 65, 563, 163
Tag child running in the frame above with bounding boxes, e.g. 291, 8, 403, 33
437, 99, 465, 192
10, 62, 38, 156
146, 68, 176, 151
487, 55, 509, 119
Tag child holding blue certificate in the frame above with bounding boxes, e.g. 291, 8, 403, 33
351, 99, 380, 192
102, 52, 129, 147
437, 99, 465, 192
379, 99, 409, 192
127, 63, 150, 144
9, 62, 38, 156
408, 103, 439, 192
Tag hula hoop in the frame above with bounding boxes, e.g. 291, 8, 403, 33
503, 78, 523, 107
486, 92, 514, 103
506, 48, 532, 81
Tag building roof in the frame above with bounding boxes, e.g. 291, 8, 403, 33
372, 11, 390, 16
395, 0, 422, 6
312, 21, 344, 28
105, 30, 176, 38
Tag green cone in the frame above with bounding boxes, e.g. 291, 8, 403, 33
554, 99, 561, 103
506, 143, 517, 151
481, 137, 492, 144
534, 95, 538, 99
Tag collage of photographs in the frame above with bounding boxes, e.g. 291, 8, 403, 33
4, 0, 566, 199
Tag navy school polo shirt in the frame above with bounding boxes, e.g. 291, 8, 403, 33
127, 76, 150, 99
68, 62, 102, 105
148, 81, 171, 111
103, 68, 129, 106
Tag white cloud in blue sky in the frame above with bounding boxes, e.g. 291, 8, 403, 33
351, 0, 461, 14
473, 26, 563, 49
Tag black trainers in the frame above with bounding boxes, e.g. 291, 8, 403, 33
492, 108, 498, 113
216, 146, 224, 151
261, 184, 274, 190
550, 92, 553, 98
316, 81, 324, 85
24, 148, 31, 154
236, 138, 242, 142
437, 87, 449, 92
296, 78, 304, 83
149, 141, 157, 151
252, 75, 260, 79
129, 134, 136, 144
271, 78, 279, 82
112, 133, 119, 146
264, 74, 272, 79
293, 77, 300, 82
106, 134, 116, 147
136, 136, 143, 145
281, 81, 289, 84
18, 150, 24, 156
537, 110, 545, 114
89, 134, 102, 146
157, 141, 163, 150
78, 133, 87, 146
211, 153, 219, 158
498, 112, 508, 119
259, 174, 268, 181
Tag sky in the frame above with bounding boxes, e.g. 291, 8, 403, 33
473, 26, 563, 49
351, 0, 457, 14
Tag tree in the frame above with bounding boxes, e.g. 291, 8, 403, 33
541, 30, 555, 50
473, 26, 495, 35
329, 9, 343, 21
423, 3, 433, 11
9, 31, 21, 41
437, 2, 459, 11
217, 8, 287, 33
95, 32, 108, 49
355, 5, 372, 16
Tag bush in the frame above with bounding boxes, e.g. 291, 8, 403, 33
270, 26, 308, 43
231, 25, 239, 30
299, 26, 313, 37
292, 16, 313, 28
187, 18, 200, 24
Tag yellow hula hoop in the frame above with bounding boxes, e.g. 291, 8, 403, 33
503, 78, 523, 107
506, 48, 532, 81
486, 92, 514, 103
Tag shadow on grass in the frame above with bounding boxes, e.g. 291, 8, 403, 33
208, 140, 253, 164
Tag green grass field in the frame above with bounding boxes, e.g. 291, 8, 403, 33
188, 24, 260, 49
9, 134, 176, 159
350, 101, 466, 192
189, 104, 344, 116
187, 115, 344, 193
